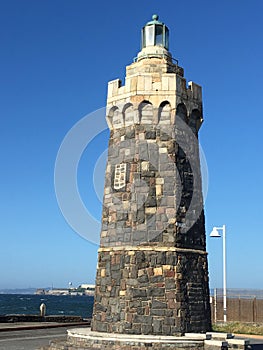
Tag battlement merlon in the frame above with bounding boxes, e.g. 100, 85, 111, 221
188, 81, 202, 103
107, 75, 202, 107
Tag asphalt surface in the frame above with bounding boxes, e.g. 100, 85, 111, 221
0, 326, 74, 350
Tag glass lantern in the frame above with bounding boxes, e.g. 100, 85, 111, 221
141, 15, 169, 50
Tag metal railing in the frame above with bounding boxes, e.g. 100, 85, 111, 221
211, 288, 263, 323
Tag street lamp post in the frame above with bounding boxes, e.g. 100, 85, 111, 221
210, 224, 227, 323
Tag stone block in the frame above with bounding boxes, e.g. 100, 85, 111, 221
141, 324, 153, 334
162, 76, 169, 91
130, 288, 147, 298
153, 319, 162, 333
152, 299, 166, 309
133, 315, 153, 324
138, 274, 149, 283
129, 300, 141, 308
145, 130, 156, 139
151, 309, 166, 316
165, 279, 176, 290
148, 287, 165, 297
153, 267, 163, 276
167, 299, 177, 309
156, 184, 162, 197
145, 207, 156, 214
137, 76, 145, 90
156, 177, 164, 185
144, 76, 152, 91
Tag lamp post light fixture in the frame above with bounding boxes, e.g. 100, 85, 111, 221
210, 224, 227, 323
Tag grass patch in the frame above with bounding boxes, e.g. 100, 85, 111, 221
213, 322, 263, 336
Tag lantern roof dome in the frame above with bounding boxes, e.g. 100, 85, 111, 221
145, 14, 164, 26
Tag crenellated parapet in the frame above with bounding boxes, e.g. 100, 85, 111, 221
107, 58, 203, 134
107, 71, 202, 108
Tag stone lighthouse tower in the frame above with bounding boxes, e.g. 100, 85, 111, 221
91, 15, 211, 336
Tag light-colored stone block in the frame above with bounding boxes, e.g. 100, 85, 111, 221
131, 77, 137, 92
156, 178, 164, 185
141, 161, 149, 171
139, 132, 145, 140
145, 207, 157, 214
152, 81, 161, 91
137, 76, 145, 91
144, 75, 152, 91
168, 75, 176, 91
156, 184, 162, 196
154, 267, 163, 276
162, 76, 169, 90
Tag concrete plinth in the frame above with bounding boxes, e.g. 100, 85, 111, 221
47, 328, 252, 350
67, 328, 205, 349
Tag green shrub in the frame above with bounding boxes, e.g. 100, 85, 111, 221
213, 322, 263, 336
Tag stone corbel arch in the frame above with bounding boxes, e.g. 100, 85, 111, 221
107, 106, 124, 130
138, 100, 154, 124
158, 101, 172, 125
189, 109, 203, 133
176, 103, 188, 123
123, 103, 134, 127
106, 106, 117, 130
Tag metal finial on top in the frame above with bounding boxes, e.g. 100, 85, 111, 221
152, 14, 159, 21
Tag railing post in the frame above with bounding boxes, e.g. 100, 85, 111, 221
214, 288, 217, 324
238, 296, 241, 322
253, 297, 256, 323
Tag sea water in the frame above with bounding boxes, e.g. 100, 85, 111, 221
0, 294, 94, 318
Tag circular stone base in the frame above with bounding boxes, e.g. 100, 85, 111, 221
67, 328, 206, 349
137, 46, 172, 62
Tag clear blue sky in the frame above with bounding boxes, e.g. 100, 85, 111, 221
1, 0, 263, 290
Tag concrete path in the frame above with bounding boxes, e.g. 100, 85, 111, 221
0, 326, 74, 350
0, 323, 90, 350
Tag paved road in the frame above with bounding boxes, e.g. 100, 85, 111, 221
0, 326, 74, 350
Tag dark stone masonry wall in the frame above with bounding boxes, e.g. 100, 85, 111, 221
100, 123, 206, 251
91, 248, 211, 335
91, 109, 211, 335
